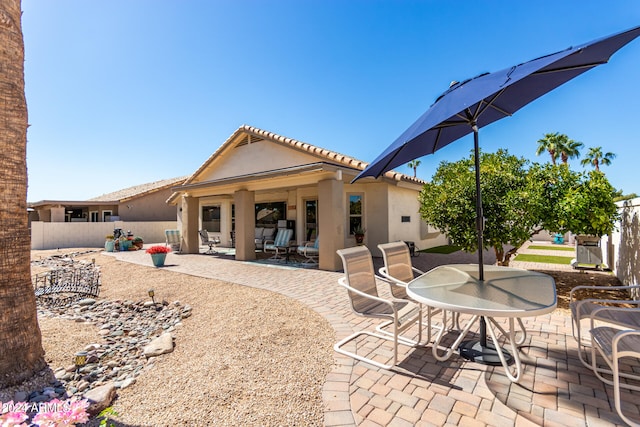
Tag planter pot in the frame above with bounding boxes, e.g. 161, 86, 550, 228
355, 234, 365, 245
104, 240, 115, 252
119, 240, 131, 251
150, 253, 167, 267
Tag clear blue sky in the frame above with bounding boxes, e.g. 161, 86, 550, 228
22, 1, 640, 202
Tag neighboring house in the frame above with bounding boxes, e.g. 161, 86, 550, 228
28, 176, 186, 223
168, 125, 447, 271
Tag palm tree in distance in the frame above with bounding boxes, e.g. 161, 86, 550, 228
408, 159, 421, 177
535, 132, 560, 165
558, 135, 583, 166
581, 146, 616, 172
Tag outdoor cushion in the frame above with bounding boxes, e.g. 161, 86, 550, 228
255, 227, 265, 239
262, 228, 276, 240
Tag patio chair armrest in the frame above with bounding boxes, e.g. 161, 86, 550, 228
411, 266, 425, 276
612, 329, 640, 354
338, 277, 396, 310
570, 284, 640, 302
589, 306, 640, 330
377, 268, 409, 286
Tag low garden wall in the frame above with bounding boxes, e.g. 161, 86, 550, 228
606, 197, 640, 286
30, 221, 178, 250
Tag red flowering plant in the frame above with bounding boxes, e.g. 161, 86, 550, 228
146, 245, 171, 254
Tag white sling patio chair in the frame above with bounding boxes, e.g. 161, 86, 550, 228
377, 241, 445, 342
263, 228, 293, 260
570, 283, 640, 368
199, 230, 221, 254
165, 229, 182, 253
297, 236, 319, 264
334, 246, 423, 370
590, 306, 640, 426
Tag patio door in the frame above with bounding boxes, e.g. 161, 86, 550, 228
304, 200, 317, 241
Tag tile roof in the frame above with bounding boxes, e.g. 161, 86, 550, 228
88, 176, 187, 202
185, 125, 425, 186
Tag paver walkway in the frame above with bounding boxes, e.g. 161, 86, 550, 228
108, 242, 639, 426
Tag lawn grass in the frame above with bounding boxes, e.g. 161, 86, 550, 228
514, 254, 574, 264
528, 245, 575, 252
420, 245, 462, 254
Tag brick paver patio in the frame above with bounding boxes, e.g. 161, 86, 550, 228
108, 241, 639, 426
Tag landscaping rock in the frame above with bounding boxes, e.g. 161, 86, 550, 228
143, 333, 174, 358
83, 383, 116, 416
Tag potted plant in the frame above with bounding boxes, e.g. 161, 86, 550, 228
132, 236, 144, 249
146, 245, 171, 267
353, 226, 366, 245
104, 235, 115, 252
118, 235, 130, 251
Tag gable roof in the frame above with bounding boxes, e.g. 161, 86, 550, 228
182, 124, 425, 186
88, 176, 188, 203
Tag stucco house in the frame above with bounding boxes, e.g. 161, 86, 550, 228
29, 176, 186, 223
168, 125, 446, 271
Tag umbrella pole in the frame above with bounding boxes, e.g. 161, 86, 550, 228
472, 125, 488, 348
473, 124, 484, 282
458, 125, 513, 366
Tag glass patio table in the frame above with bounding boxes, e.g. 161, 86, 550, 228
407, 264, 557, 382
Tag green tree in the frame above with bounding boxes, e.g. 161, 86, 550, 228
419, 150, 539, 265
562, 171, 619, 236
419, 151, 619, 266
581, 146, 616, 172
0, 0, 47, 387
407, 159, 421, 178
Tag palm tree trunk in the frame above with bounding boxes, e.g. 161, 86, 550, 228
0, 0, 46, 387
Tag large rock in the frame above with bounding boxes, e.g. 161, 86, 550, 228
143, 333, 174, 358
83, 382, 116, 416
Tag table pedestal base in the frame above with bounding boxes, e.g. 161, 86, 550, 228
459, 340, 513, 366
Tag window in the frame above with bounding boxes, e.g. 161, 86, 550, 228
90, 211, 99, 222
255, 202, 286, 227
348, 194, 363, 235
202, 205, 221, 232
304, 200, 317, 241
102, 210, 112, 222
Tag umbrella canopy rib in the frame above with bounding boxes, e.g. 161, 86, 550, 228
534, 61, 606, 75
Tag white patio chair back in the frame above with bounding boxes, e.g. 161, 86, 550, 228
378, 242, 419, 300
165, 229, 182, 253
378, 241, 450, 341
273, 228, 293, 247
334, 246, 423, 369
570, 283, 640, 368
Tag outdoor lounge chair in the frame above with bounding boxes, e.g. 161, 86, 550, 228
297, 237, 319, 264
570, 283, 640, 368
263, 228, 293, 260
589, 306, 640, 426
199, 229, 221, 254
334, 246, 423, 369
165, 229, 182, 253
377, 241, 445, 341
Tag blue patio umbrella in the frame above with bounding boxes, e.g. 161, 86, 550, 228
354, 25, 640, 363
355, 25, 640, 274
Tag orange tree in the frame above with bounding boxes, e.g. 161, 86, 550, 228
418, 150, 618, 266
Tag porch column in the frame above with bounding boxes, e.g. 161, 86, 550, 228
318, 177, 344, 271
181, 195, 199, 254
234, 189, 256, 261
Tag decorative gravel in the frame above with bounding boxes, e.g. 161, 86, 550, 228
2, 250, 334, 426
